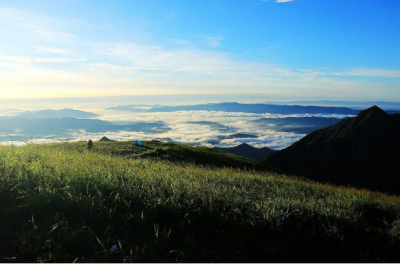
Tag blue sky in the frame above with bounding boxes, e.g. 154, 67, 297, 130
0, 0, 399, 101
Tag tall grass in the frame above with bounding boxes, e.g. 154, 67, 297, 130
1, 144, 400, 262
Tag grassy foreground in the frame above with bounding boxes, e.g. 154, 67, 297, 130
43, 141, 273, 172
1, 144, 400, 262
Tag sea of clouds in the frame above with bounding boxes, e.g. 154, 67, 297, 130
0, 107, 353, 150
72, 109, 351, 150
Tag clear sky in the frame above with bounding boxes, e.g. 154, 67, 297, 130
0, 0, 400, 101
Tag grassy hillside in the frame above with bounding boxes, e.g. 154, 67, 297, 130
44, 140, 273, 172
1, 143, 400, 262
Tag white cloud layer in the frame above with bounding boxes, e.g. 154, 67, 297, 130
0, 108, 348, 150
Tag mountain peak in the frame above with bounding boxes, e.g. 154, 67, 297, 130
99, 136, 113, 141
359, 105, 387, 115
236, 143, 254, 149
214, 143, 275, 160
356, 105, 388, 122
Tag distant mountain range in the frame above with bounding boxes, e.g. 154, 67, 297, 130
15, 108, 99, 119
186, 121, 235, 132
252, 117, 342, 134
221, 133, 258, 139
0, 117, 170, 140
188, 116, 343, 136
263, 106, 400, 193
279, 100, 400, 111
109, 102, 360, 115
215, 143, 276, 160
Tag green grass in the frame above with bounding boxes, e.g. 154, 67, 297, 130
1, 143, 400, 262
44, 140, 274, 172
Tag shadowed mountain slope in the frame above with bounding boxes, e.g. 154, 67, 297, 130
214, 143, 276, 160
263, 106, 400, 193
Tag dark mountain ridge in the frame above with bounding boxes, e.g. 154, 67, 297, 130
109, 102, 359, 115
215, 143, 276, 160
15, 108, 99, 119
222, 133, 258, 139
252, 116, 342, 134
264, 106, 400, 193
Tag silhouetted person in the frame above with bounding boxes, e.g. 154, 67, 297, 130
87, 139, 93, 150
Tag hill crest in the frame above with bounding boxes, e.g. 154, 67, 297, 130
215, 143, 275, 160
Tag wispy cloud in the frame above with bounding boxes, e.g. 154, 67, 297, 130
1, 42, 397, 101
275, 0, 299, 3
35, 46, 74, 55
0, 55, 86, 64
204, 37, 224, 47
93, 42, 304, 79
0, 7, 398, 101
335, 69, 400, 78
0, 7, 76, 43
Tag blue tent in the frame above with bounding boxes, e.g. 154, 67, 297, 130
132, 140, 144, 146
